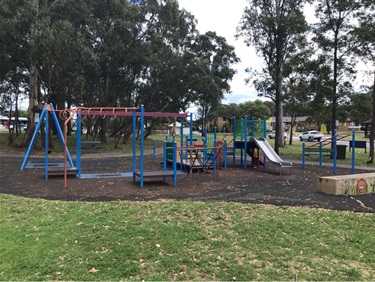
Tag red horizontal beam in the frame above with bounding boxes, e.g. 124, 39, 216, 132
78, 109, 187, 118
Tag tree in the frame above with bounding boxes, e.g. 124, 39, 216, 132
283, 38, 315, 143
0, 1, 40, 144
351, 0, 375, 162
313, 0, 364, 142
237, 100, 271, 119
0, 0, 238, 147
344, 92, 372, 125
237, 0, 309, 153
191, 31, 239, 134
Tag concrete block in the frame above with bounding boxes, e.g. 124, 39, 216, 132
318, 173, 375, 195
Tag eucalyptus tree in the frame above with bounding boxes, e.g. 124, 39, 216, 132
123, 0, 200, 139
306, 55, 336, 132
351, 0, 375, 162
313, 0, 365, 142
131, 1, 238, 136
282, 39, 316, 144
134, 0, 197, 111
0, 0, 45, 144
283, 81, 311, 143
191, 31, 239, 134
344, 92, 372, 125
38, 0, 91, 109
237, 0, 309, 153
0, 0, 239, 145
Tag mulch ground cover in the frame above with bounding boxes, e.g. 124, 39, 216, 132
1, 154, 375, 213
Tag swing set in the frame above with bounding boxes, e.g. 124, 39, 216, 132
20, 103, 188, 188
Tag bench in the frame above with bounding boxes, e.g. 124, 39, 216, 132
81, 141, 103, 151
133, 170, 176, 186
133, 170, 174, 179
304, 147, 332, 157
349, 140, 367, 153
319, 173, 375, 195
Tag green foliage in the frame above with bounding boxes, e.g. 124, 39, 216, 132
313, 0, 364, 133
344, 92, 372, 124
192, 31, 239, 132
237, 99, 271, 119
237, 0, 309, 152
216, 100, 271, 120
0, 0, 238, 140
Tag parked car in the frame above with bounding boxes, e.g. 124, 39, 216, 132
299, 130, 324, 142
268, 131, 287, 139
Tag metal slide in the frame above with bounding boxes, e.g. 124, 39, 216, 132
249, 137, 292, 168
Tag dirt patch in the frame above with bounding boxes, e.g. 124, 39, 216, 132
1, 154, 375, 213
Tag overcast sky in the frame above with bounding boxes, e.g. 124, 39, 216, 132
178, 0, 375, 106
177, 0, 262, 106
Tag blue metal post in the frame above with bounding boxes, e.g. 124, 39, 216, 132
132, 110, 137, 182
214, 127, 217, 145
76, 112, 82, 178
213, 140, 217, 174
223, 139, 227, 170
140, 105, 145, 187
180, 117, 184, 144
20, 104, 48, 170
352, 130, 355, 173
173, 142, 177, 186
203, 128, 208, 160
163, 141, 167, 182
263, 116, 267, 168
232, 116, 236, 166
243, 116, 247, 169
189, 113, 193, 146
203, 135, 207, 161
49, 104, 74, 168
163, 141, 167, 172
152, 140, 156, 161
44, 110, 49, 179
213, 127, 217, 170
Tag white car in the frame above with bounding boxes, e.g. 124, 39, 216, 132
299, 131, 324, 142
268, 131, 287, 139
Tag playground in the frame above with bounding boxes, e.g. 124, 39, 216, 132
1, 104, 373, 213
1, 152, 375, 213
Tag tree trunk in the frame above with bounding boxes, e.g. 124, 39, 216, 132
100, 70, 110, 144
21, 63, 39, 147
275, 63, 284, 153
331, 31, 339, 147
289, 116, 296, 145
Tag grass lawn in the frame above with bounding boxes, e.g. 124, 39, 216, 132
1, 130, 375, 280
0, 195, 374, 281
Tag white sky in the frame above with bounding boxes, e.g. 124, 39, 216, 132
178, 0, 262, 105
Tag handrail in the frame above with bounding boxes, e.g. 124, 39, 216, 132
306, 134, 350, 149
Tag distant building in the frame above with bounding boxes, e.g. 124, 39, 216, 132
269, 116, 320, 132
